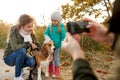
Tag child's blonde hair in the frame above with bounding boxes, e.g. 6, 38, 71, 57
50, 24, 61, 34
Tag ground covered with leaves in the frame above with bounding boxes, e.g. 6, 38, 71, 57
0, 49, 115, 80
60, 50, 114, 80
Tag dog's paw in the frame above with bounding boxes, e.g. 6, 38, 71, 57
45, 72, 49, 77
38, 78, 42, 80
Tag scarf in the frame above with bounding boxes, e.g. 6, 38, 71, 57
19, 28, 32, 43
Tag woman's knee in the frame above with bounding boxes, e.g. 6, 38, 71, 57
27, 58, 35, 67
4, 58, 15, 66
17, 48, 26, 56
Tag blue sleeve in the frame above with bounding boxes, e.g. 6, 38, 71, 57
44, 25, 50, 37
60, 23, 66, 41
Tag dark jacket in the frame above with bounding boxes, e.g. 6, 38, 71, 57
3, 25, 38, 58
73, 58, 98, 80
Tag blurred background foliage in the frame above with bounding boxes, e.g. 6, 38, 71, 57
61, 0, 112, 23
0, 0, 113, 65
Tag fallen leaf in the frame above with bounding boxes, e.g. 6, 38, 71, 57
96, 69, 102, 73
4, 78, 10, 80
61, 61, 70, 66
5, 69, 10, 72
107, 57, 113, 62
87, 57, 92, 61
102, 70, 108, 74
96, 69, 109, 74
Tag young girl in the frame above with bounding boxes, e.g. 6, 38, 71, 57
3, 14, 40, 80
44, 11, 66, 77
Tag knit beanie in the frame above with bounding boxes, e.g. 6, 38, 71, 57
51, 11, 62, 22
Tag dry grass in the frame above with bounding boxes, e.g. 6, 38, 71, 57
0, 22, 10, 48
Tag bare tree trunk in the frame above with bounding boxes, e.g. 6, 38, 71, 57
103, 0, 111, 18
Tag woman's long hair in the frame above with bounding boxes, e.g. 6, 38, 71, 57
15, 14, 34, 30
50, 23, 61, 34
13, 14, 36, 42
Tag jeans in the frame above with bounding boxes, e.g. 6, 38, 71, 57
4, 48, 35, 77
53, 48, 60, 66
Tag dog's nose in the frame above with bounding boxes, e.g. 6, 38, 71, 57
54, 48, 56, 51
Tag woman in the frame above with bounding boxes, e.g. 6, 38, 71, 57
3, 14, 39, 80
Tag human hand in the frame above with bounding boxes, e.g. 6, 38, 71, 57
71, 34, 80, 42
82, 17, 108, 42
62, 32, 85, 60
44, 36, 52, 43
31, 43, 37, 49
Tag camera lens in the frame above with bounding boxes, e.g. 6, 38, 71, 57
67, 22, 78, 34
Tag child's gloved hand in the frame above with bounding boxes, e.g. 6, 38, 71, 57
44, 36, 52, 43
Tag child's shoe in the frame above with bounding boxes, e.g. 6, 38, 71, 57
52, 66, 60, 78
48, 64, 55, 74
14, 76, 24, 80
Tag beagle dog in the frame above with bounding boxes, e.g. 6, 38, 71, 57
28, 40, 55, 80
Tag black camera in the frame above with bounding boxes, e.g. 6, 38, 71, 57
66, 21, 90, 34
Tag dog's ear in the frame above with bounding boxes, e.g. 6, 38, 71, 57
42, 44, 47, 50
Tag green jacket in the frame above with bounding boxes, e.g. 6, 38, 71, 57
73, 58, 98, 80
44, 23, 66, 48
3, 25, 38, 58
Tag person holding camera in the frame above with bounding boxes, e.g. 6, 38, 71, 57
62, 0, 120, 80
3, 14, 40, 80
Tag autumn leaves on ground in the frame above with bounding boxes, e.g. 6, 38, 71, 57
60, 50, 114, 80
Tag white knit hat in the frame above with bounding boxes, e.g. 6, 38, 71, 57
51, 11, 62, 22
